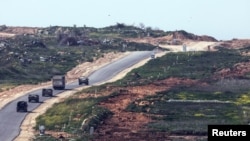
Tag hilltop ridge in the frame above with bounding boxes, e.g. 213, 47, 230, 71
0, 25, 216, 41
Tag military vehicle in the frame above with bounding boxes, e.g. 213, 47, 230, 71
78, 76, 89, 85
28, 94, 39, 103
52, 75, 66, 90
16, 101, 28, 112
151, 54, 155, 59
42, 88, 53, 97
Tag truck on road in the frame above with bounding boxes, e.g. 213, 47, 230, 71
28, 94, 39, 103
16, 101, 28, 112
78, 76, 89, 85
52, 75, 66, 90
42, 88, 53, 97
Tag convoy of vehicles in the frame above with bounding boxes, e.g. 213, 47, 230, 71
16, 75, 89, 112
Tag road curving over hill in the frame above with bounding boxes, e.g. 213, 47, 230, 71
0, 51, 154, 141
10, 41, 218, 141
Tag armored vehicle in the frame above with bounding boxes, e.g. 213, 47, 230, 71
28, 94, 39, 103
151, 54, 155, 59
16, 101, 28, 112
78, 76, 89, 85
42, 88, 53, 97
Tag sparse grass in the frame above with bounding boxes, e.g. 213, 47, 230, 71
0, 84, 16, 92
35, 96, 112, 131
236, 94, 250, 105
128, 97, 245, 134
119, 48, 250, 135
125, 77, 250, 134
114, 48, 250, 87
89, 32, 119, 38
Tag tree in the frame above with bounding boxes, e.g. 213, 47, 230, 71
139, 23, 145, 30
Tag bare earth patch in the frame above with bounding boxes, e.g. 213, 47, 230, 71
159, 41, 219, 52
0, 32, 16, 38
93, 78, 199, 141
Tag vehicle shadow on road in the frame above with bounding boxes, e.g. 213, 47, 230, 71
63, 88, 75, 91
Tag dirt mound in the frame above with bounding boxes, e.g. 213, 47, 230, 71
0, 32, 15, 38
213, 61, 250, 79
0, 26, 38, 36
171, 30, 217, 42
126, 30, 217, 46
219, 39, 250, 49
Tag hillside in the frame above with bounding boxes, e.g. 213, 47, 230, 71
126, 30, 217, 46
1, 24, 250, 141
0, 24, 221, 87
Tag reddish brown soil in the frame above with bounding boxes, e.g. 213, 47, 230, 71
92, 78, 198, 141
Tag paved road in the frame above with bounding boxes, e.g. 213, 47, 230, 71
0, 51, 153, 141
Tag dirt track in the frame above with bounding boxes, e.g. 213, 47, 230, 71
10, 41, 217, 140
159, 41, 218, 52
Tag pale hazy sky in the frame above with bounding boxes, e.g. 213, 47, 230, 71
0, 0, 249, 40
